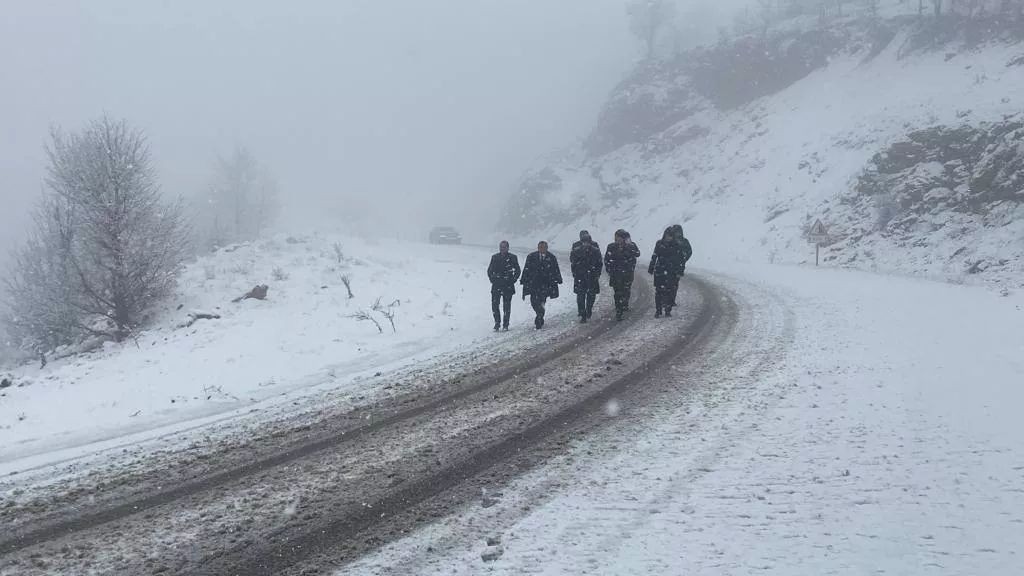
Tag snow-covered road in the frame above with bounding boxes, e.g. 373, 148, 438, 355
0, 235, 574, 474
344, 264, 1024, 575
3, 246, 1022, 575
0, 244, 726, 575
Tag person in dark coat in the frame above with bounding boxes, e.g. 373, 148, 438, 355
648, 227, 687, 317
570, 230, 603, 323
604, 229, 640, 321
520, 240, 563, 329
487, 240, 521, 331
669, 224, 694, 275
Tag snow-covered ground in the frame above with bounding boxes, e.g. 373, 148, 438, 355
0, 234, 571, 468
343, 262, 1024, 575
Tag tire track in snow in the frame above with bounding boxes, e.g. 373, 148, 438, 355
0, 269, 703, 576
338, 271, 796, 576
254, 274, 734, 576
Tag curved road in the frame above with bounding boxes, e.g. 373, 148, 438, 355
0, 272, 737, 576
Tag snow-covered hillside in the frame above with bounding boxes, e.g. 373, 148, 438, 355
501, 12, 1024, 287
0, 235, 571, 465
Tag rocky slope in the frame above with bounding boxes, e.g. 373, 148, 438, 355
500, 11, 1024, 287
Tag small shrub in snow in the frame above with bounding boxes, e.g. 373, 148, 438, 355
203, 383, 239, 401
341, 275, 354, 299
333, 242, 345, 263
350, 310, 383, 333
372, 297, 400, 333
272, 266, 290, 281
229, 262, 254, 276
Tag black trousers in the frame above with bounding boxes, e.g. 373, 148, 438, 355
654, 274, 680, 311
491, 288, 513, 325
576, 292, 597, 318
530, 294, 547, 319
611, 278, 633, 313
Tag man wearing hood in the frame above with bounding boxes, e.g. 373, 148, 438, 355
570, 230, 603, 323
604, 229, 641, 321
670, 224, 693, 269
649, 227, 686, 317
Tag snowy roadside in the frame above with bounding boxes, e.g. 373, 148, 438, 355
343, 264, 1024, 575
0, 234, 572, 473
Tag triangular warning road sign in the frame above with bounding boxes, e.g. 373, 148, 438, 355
810, 219, 828, 236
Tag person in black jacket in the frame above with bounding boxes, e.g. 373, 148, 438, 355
670, 224, 694, 277
487, 241, 521, 331
649, 227, 686, 317
570, 230, 603, 323
604, 229, 641, 321
520, 241, 563, 329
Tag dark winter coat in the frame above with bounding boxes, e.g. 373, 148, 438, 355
679, 237, 693, 272
521, 251, 563, 299
570, 240, 603, 295
648, 239, 687, 280
604, 241, 640, 286
488, 252, 521, 294
669, 226, 694, 273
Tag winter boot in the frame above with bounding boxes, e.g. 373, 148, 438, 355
615, 309, 624, 322
655, 308, 662, 318
664, 307, 672, 317
494, 321, 501, 332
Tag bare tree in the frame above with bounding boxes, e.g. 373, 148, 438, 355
6, 117, 189, 346
757, 0, 776, 36
627, 0, 677, 59
3, 194, 84, 352
196, 147, 279, 248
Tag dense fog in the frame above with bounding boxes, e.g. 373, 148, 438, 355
0, 0, 750, 257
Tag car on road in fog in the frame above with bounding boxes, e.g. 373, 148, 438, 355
429, 226, 462, 245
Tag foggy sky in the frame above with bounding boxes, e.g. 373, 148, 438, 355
0, 0, 643, 250
1, 0, 751, 260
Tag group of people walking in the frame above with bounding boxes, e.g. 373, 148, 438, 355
486, 226, 692, 331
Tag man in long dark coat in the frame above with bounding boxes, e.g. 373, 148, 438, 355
487, 240, 521, 331
604, 229, 640, 321
648, 227, 686, 317
520, 241, 563, 329
570, 230, 603, 323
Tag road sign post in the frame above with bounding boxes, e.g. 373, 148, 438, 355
808, 219, 830, 267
